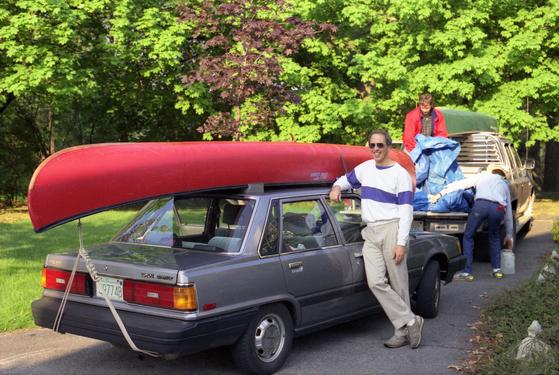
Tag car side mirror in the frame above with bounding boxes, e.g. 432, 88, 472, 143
524, 159, 535, 170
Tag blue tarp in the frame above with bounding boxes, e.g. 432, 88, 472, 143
410, 135, 473, 212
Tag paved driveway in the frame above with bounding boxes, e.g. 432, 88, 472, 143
0, 219, 555, 375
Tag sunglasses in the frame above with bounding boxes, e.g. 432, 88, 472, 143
369, 143, 386, 149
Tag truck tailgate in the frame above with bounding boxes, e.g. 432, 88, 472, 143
413, 211, 469, 234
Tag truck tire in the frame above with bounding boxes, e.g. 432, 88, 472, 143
519, 192, 535, 238
413, 260, 440, 319
232, 304, 293, 375
473, 233, 491, 262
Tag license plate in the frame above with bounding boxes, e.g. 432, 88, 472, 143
411, 220, 424, 232
432, 223, 461, 232
96, 276, 124, 301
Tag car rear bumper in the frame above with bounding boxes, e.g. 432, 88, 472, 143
32, 297, 256, 355
446, 255, 467, 283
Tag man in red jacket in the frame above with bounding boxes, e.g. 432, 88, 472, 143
403, 93, 448, 152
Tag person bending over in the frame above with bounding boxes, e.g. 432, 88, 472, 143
430, 165, 513, 281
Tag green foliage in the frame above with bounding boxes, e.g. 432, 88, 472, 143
553, 218, 559, 243
284, 0, 559, 146
470, 261, 559, 374
2, 0, 559, 203
178, 0, 330, 140
0, 0, 202, 205
0, 209, 137, 331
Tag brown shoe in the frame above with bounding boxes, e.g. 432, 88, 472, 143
407, 316, 424, 349
383, 335, 409, 348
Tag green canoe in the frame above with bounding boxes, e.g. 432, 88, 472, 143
439, 108, 499, 134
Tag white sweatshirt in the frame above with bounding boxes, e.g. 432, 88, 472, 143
334, 160, 414, 246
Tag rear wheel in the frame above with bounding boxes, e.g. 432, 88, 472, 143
519, 192, 535, 238
413, 260, 440, 319
232, 304, 293, 375
525, 192, 536, 224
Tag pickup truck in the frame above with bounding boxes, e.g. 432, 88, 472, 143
411, 113, 535, 258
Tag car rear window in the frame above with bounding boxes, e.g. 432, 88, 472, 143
113, 196, 255, 253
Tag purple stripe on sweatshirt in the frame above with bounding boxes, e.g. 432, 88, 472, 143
362, 187, 413, 205
346, 171, 361, 189
397, 190, 414, 205
361, 186, 397, 204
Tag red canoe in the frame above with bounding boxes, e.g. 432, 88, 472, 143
28, 142, 415, 232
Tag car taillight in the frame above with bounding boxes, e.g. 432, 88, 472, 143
41, 268, 88, 295
123, 280, 197, 311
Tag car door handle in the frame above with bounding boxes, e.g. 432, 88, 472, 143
354, 252, 363, 258
289, 261, 303, 270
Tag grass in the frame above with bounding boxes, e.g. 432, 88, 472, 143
459, 195, 559, 374
554, 219, 559, 243
534, 192, 559, 220
0, 209, 137, 331
463, 260, 559, 374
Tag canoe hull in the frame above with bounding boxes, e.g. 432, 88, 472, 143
28, 142, 414, 232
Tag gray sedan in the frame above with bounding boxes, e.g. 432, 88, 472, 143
32, 186, 465, 374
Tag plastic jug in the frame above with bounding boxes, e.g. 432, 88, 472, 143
501, 249, 515, 274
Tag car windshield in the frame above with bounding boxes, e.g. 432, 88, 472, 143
113, 196, 255, 253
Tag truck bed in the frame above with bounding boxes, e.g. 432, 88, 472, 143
414, 211, 469, 218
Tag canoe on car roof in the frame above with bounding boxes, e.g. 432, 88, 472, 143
27, 141, 415, 232
439, 108, 499, 134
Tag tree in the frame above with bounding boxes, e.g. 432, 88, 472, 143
2, 0, 559, 205
178, 0, 333, 140
0, 0, 197, 205
286, 0, 559, 146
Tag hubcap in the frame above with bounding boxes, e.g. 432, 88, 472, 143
254, 313, 286, 362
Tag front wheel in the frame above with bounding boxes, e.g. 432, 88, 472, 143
413, 260, 441, 319
232, 304, 293, 375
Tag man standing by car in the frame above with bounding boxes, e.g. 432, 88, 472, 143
403, 93, 448, 152
329, 129, 424, 349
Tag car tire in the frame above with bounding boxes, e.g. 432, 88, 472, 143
232, 304, 293, 375
414, 260, 440, 319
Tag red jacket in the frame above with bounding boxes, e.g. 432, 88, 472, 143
403, 107, 448, 152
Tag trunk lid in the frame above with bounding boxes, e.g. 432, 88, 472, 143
45, 242, 235, 285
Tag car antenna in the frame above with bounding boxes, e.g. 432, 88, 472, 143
340, 154, 348, 174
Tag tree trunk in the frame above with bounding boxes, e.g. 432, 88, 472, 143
233, 106, 241, 141
0, 93, 15, 114
543, 141, 559, 192
48, 106, 56, 155
527, 142, 544, 191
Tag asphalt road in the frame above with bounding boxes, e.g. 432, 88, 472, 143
0, 219, 555, 375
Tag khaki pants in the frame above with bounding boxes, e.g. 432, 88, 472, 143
361, 220, 415, 336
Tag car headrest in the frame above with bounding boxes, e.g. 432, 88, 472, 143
222, 203, 242, 225
283, 212, 309, 235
